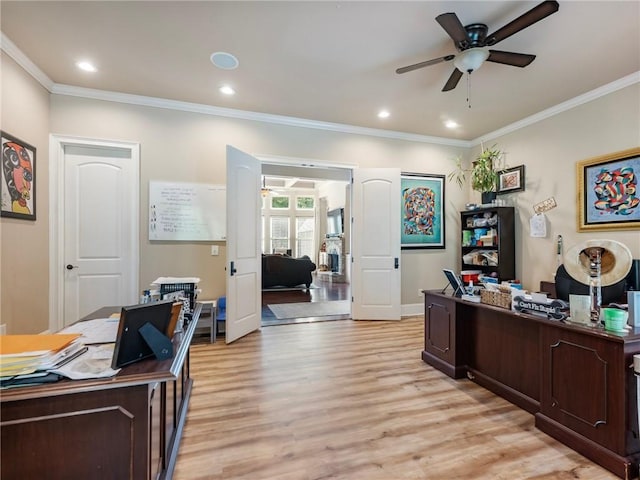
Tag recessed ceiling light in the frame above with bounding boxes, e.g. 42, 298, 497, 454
210, 52, 239, 70
219, 85, 235, 95
378, 110, 390, 119
76, 61, 97, 72
445, 120, 459, 129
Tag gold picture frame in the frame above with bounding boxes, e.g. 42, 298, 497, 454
577, 147, 640, 232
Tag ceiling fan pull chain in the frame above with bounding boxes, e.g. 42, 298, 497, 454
467, 73, 472, 109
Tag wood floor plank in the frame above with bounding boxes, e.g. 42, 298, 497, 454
174, 317, 617, 480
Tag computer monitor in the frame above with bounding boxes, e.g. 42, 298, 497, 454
111, 300, 174, 369
555, 264, 626, 305
442, 269, 465, 297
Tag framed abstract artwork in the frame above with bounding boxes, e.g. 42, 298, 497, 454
1, 131, 36, 220
577, 147, 640, 232
401, 173, 445, 249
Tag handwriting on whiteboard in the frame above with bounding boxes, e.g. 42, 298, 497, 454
149, 181, 226, 241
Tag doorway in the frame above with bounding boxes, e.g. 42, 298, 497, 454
259, 161, 351, 326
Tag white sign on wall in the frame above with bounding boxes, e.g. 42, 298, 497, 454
149, 181, 226, 241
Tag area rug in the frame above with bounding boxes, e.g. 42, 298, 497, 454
267, 300, 350, 319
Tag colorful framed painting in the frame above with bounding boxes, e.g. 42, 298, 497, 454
577, 147, 640, 232
401, 173, 445, 249
1, 131, 36, 220
497, 165, 525, 195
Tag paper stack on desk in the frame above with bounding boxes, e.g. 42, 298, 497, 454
0, 334, 83, 377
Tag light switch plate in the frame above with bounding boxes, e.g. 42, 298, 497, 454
211, 245, 219, 256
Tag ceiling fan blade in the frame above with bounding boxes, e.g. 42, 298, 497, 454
487, 50, 536, 67
486, 0, 559, 46
396, 54, 454, 74
436, 13, 468, 47
442, 69, 463, 92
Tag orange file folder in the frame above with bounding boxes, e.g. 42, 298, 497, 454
0, 334, 81, 357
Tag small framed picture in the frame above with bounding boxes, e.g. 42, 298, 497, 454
1, 131, 36, 220
497, 165, 525, 195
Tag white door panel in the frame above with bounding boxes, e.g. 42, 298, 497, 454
352, 168, 401, 320
226, 146, 261, 343
61, 143, 138, 327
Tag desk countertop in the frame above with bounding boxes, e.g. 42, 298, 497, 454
425, 290, 640, 343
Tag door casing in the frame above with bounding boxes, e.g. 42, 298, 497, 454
49, 135, 140, 332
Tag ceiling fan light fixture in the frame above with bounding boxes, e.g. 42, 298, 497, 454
453, 47, 490, 73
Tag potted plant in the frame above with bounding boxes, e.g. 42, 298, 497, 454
448, 145, 504, 204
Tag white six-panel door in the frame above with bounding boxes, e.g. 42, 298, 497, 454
351, 168, 401, 320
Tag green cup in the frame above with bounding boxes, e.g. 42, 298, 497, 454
602, 308, 628, 332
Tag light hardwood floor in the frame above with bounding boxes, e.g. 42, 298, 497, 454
175, 316, 617, 480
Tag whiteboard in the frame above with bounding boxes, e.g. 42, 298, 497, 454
149, 181, 226, 241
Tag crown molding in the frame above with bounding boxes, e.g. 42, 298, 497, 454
2, 30, 636, 149
472, 71, 640, 146
1, 32, 54, 91
50, 84, 470, 148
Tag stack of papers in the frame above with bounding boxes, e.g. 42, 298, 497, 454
0, 334, 82, 377
1, 330, 122, 386
59, 316, 120, 344
151, 276, 201, 285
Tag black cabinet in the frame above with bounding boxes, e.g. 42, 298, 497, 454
460, 206, 515, 282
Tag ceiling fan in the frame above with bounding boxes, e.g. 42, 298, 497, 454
261, 176, 284, 197
396, 1, 559, 92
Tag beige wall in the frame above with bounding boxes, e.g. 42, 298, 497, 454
487, 83, 640, 289
2, 52, 639, 334
0, 54, 51, 333
48, 94, 468, 319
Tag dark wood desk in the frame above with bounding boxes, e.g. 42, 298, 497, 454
0, 304, 200, 480
422, 291, 640, 480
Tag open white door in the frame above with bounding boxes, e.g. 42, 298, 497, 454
225, 146, 262, 343
352, 168, 401, 320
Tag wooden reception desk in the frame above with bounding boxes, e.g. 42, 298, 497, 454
1, 304, 199, 480
422, 290, 640, 480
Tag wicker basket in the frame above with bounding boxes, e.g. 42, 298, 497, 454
480, 289, 512, 309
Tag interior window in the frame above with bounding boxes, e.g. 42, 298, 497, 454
271, 196, 290, 209
270, 216, 290, 253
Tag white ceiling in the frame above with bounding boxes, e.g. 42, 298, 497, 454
1, 1, 639, 142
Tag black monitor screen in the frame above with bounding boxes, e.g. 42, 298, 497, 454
111, 300, 174, 369
555, 264, 626, 305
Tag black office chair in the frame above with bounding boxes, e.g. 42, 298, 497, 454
555, 264, 626, 305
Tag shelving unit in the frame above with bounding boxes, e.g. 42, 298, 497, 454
460, 206, 515, 282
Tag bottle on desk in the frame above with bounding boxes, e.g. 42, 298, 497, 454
140, 290, 151, 304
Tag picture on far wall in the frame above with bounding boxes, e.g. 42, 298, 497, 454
1, 131, 36, 220
577, 147, 640, 232
401, 173, 445, 249
497, 165, 525, 195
